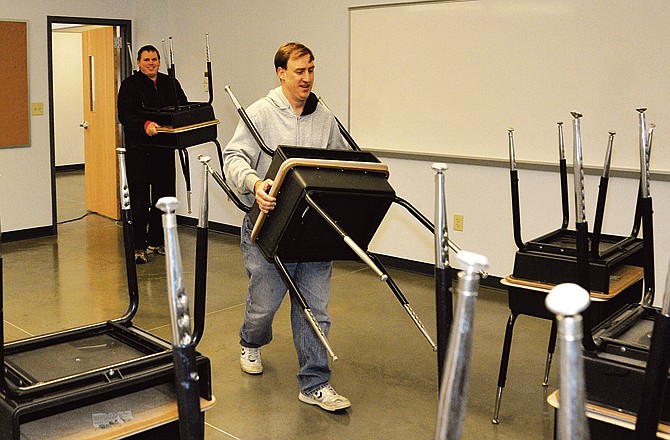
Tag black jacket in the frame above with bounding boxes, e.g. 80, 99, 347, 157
117, 71, 188, 147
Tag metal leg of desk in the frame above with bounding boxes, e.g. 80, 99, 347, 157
493, 312, 518, 424
543, 319, 558, 387
492, 311, 557, 424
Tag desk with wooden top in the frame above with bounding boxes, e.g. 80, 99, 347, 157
155, 119, 220, 134
548, 389, 669, 439
493, 264, 644, 424
19, 384, 215, 440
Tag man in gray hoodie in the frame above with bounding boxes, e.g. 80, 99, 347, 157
223, 42, 349, 411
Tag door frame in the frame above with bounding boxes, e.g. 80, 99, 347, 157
47, 16, 132, 233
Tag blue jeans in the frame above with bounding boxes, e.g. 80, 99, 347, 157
239, 214, 333, 394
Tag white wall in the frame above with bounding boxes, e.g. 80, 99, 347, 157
1, 0, 668, 304
53, 31, 84, 167
0, 0, 137, 232
349, 2, 670, 170
150, 0, 669, 302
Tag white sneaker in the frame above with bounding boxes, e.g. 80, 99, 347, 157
240, 346, 262, 374
299, 384, 351, 411
147, 245, 166, 255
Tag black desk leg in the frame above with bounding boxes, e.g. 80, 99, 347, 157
543, 319, 558, 387
493, 313, 558, 424
493, 312, 518, 424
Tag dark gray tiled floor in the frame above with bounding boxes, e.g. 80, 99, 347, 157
1, 172, 560, 438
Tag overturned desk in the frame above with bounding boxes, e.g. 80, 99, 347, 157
492, 261, 644, 423
239, 145, 437, 360
0, 150, 214, 440
146, 106, 222, 213
153, 119, 220, 148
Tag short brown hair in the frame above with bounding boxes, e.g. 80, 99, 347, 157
274, 42, 314, 71
137, 45, 160, 60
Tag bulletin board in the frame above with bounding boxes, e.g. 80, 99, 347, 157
0, 20, 29, 148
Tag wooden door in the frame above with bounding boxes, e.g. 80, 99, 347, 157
82, 26, 119, 219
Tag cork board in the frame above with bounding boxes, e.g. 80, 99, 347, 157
0, 20, 29, 148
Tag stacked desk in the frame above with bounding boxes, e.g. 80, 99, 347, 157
493, 229, 644, 423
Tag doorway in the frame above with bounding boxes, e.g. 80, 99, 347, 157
47, 16, 132, 230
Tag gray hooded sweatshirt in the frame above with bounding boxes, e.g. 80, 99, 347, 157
223, 86, 347, 208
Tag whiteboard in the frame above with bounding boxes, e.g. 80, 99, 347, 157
349, 0, 670, 171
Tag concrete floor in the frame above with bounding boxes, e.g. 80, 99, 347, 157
1, 171, 559, 439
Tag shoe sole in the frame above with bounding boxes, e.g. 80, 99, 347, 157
240, 360, 263, 375
298, 393, 350, 411
240, 365, 263, 375
240, 347, 262, 374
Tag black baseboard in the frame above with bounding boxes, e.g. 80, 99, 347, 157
374, 253, 503, 291
2, 217, 503, 290
1, 226, 55, 243
176, 215, 241, 237
1, 217, 232, 245
55, 164, 85, 173
375, 253, 434, 275
175, 217, 503, 290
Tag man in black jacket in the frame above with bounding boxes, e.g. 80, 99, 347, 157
118, 45, 188, 264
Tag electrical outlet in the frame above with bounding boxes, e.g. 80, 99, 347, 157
31, 102, 44, 116
453, 213, 464, 232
